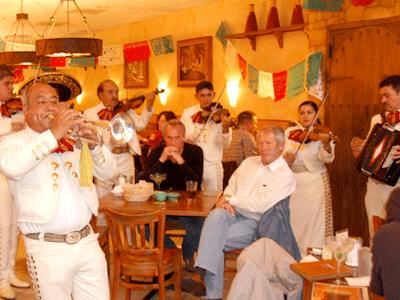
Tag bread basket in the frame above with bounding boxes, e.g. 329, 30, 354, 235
121, 181, 154, 202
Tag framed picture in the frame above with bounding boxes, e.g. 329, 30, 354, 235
177, 36, 212, 87
311, 282, 369, 300
124, 59, 149, 88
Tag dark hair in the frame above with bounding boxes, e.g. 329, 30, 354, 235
299, 101, 321, 125
237, 111, 256, 125
0, 66, 13, 81
379, 75, 400, 94
97, 79, 116, 97
157, 111, 177, 129
196, 81, 214, 94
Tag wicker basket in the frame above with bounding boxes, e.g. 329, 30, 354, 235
121, 182, 154, 202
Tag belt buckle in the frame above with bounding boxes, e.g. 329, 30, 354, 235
65, 231, 82, 244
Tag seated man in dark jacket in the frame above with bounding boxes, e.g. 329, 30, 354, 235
370, 187, 400, 300
143, 119, 204, 271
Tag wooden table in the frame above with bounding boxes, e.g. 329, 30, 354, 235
290, 259, 356, 300
99, 190, 221, 217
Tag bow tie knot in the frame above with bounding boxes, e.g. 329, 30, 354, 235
54, 137, 76, 153
1, 104, 11, 118
191, 111, 206, 124
387, 111, 400, 125
98, 108, 114, 121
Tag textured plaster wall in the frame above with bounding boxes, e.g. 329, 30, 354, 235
15, 0, 400, 122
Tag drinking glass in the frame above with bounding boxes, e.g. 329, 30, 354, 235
150, 173, 167, 190
325, 236, 354, 284
186, 181, 198, 201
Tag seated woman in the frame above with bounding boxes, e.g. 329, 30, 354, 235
146, 111, 177, 148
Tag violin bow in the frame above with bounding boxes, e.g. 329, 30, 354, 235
193, 85, 227, 143
293, 88, 331, 158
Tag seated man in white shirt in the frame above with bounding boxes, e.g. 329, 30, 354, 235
181, 125, 296, 300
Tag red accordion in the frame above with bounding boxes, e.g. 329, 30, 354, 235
356, 123, 400, 186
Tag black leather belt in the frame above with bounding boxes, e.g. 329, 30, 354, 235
25, 225, 91, 245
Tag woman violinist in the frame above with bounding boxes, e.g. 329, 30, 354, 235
283, 100, 335, 257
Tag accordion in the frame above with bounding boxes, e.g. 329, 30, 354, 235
356, 123, 400, 186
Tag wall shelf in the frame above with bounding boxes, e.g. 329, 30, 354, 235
225, 23, 308, 50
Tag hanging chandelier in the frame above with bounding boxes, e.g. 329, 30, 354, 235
35, 0, 102, 58
0, 1, 45, 66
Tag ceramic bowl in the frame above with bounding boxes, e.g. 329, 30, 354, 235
154, 191, 167, 202
167, 192, 180, 201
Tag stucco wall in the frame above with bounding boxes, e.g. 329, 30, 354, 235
15, 0, 400, 121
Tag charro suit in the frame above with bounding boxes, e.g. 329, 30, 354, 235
0, 126, 117, 300
181, 104, 232, 191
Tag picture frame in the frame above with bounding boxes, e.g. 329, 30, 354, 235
124, 59, 149, 88
177, 36, 212, 87
311, 282, 369, 300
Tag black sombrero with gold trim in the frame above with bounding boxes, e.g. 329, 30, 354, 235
18, 72, 82, 102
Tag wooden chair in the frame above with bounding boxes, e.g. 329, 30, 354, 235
372, 215, 385, 234
104, 207, 182, 300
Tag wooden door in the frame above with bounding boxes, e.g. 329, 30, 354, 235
327, 18, 400, 245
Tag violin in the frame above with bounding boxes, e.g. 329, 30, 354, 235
113, 88, 165, 114
289, 123, 340, 144
200, 102, 231, 123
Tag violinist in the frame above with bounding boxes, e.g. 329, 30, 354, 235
84, 79, 156, 197
181, 81, 232, 192
283, 100, 335, 257
0, 66, 30, 300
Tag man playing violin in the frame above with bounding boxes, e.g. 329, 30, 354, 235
0, 66, 30, 299
0, 82, 117, 300
181, 81, 232, 192
352, 75, 400, 238
84, 79, 156, 197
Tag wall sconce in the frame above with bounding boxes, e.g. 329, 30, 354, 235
227, 81, 239, 107
158, 83, 168, 105
76, 94, 82, 105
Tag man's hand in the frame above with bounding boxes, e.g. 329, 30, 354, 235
221, 114, 231, 133
159, 146, 184, 164
392, 145, 400, 164
145, 91, 156, 112
50, 108, 83, 141
215, 194, 236, 216
351, 137, 365, 158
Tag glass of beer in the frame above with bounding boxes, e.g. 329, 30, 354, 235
186, 181, 198, 201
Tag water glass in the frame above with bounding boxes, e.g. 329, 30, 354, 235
186, 181, 198, 201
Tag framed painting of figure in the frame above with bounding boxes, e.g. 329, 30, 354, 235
177, 36, 212, 87
124, 59, 149, 88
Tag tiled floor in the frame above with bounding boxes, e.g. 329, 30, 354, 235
12, 236, 235, 300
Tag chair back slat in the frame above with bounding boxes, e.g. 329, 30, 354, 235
104, 206, 182, 300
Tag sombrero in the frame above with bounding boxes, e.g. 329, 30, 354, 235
18, 72, 82, 102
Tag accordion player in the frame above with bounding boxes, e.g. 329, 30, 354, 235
356, 122, 400, 186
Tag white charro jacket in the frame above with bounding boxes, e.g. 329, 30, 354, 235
0, 127, 117, 224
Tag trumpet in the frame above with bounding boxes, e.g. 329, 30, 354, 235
48, 112, 135, 147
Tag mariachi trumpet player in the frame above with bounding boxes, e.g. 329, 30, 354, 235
0, 82, 117, 300
84, 79, 156, 197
